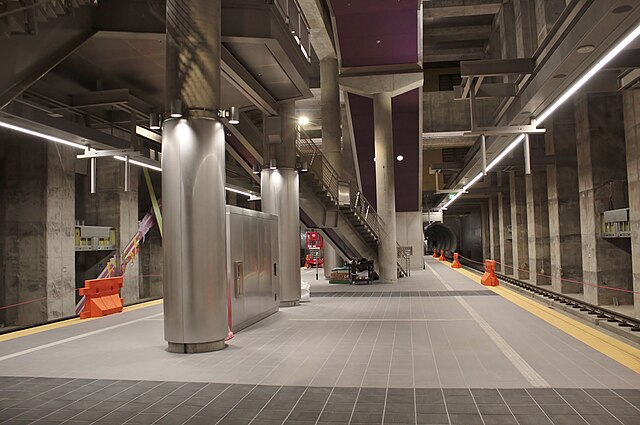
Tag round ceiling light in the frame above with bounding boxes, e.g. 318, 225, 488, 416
396, 155, 404, 161
577, 45, 595, 54
298, 116, 310, 126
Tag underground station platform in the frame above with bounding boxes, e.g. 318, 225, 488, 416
0, 258, 637, 425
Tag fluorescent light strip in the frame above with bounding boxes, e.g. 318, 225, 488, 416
440, 21, 640, 212
114, 155, 162, 172
225, 186, 253, 197
0, 120, 87, 150
534, 20, 640, 127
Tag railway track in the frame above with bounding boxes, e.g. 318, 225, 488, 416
452, 255, 640, 333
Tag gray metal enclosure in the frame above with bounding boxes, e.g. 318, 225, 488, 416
227, 206, 280, 332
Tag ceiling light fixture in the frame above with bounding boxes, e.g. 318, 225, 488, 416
0, 120, 87, 150
534, 20, 640, 127
114, 155, 162, 172
298, 116, 310, 126
170, 99, 183, 118
396, 155, 404, 161
441, 21, 640, 212
228, 106, 240, 125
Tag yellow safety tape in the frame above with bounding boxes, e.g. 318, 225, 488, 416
0, 299, 163, 343
449, 262, 640, 373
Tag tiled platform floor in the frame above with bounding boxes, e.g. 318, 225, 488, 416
0, 377, 638, 425
0, 258, 638, 424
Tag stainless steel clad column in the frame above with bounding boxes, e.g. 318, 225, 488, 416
373, 92, 398, 282
261, 101, 301, 307
163, 0, 227, 353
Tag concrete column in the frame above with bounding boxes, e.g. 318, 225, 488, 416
320, 57, 342, 174
488, 194, 497, 261
510, 171, 529, 280
497, 173, 513, 274
546, 104, 583, 293
163, 0, 228, 353
575, 93, 632, 307
481, 203, 490, 260
623, 89, 640, 318
513, 0, 537, 58
396, 211, 424, 271
534, 0, 565, 45
323, 244, 336, 279
373, 92, 397, 282
525, 149, 551, 285
84, 159, 140, 304
262, 100, 301, 306
0, 136, 75, 326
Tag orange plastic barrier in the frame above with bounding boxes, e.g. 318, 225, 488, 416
79, 277, 124, 319
451, 253, 461, 269
481, 260, 499, 287
432, 249, 438, 258
438, 249, 446, 261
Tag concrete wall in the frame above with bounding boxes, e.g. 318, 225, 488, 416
624, 89, 640, 318
0, 134, 75, 327
423, 91, 499, 132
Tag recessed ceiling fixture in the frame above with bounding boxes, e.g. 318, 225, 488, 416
396, 155, 404, 161
553, 74, 567, 79
577, 44, 595, 54
613, 5, 632, 14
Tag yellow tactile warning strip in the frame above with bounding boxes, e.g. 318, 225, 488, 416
0, 299, 163, 343
448, 262, 640, 373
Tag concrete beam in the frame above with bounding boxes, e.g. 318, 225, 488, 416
340, 72, 423, 98
424, 25, 492, 43
423, 0, 502, 19
460, 58, 535, 77
296, 0, 336, 60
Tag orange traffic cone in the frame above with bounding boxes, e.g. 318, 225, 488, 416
439, 249, 446, 261
451, 253, 461, 268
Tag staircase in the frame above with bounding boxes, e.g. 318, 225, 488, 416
296, 129, 408, 278
0, 0, 93, 37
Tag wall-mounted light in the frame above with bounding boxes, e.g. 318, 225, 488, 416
218, 107, 240, 125
298, 116, 310, 126
396, 155, 404, 162
252, 163, 261, 175
228, 106, 240, 125
301, 161, 308, 172
149, 113, 161, 130
170, 99, 183, 118
269, 159, 277, 170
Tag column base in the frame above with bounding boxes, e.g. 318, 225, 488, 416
280, 300, 300, 308
167, 341, 226, 353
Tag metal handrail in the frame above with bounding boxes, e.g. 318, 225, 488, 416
295, 128, 383, 240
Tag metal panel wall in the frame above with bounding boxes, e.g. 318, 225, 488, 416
227, 206, 279, 332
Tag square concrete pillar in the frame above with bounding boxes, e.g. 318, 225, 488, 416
83, 159, 140, 305
575, 93, 632, 307
546, 104, 583, 294
623, 90, 640, 318
489, 194, 500, 262
534, 0, 565, 45
510, 171, 529, 280
513, 0, 537, 58
0, 135, 76, 326
396, 211, 425, 271
481, 203, 490, 260
497, 173, 513, 274
525, 157, 551, 286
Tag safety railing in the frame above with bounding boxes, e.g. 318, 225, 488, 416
397, 244, 411, 277
274, 0, 311, 61
295, 128, 383, 241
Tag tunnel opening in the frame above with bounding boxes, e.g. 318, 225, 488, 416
424, 223, 458, 254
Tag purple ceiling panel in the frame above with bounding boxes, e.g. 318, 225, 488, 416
392, 89, 420, 212
348, 93, 377, 208
330, 0, 418, 67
